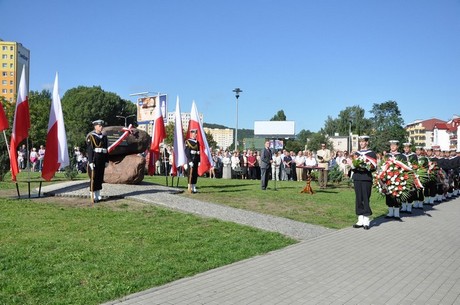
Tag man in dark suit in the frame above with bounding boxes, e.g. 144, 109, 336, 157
260, 141, 272, 190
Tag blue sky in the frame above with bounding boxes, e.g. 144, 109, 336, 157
2, 0, 459, 133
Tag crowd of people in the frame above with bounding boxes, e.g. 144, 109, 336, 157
16, 144, 46, 172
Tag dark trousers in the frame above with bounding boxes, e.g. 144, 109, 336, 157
354, 180, 373, 216
260, 167, 270, 189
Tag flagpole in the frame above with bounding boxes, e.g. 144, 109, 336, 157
2, 131, 10, 158
163, 147, 168, 186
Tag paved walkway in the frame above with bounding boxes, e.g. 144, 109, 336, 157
41, 182, 460, 304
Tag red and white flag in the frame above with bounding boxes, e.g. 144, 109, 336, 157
171, 96, 186, 176
0, 101, 8, 131
187, 101, 214, 176
9, 66, 30, 181
41, 73, 69, 181
148, 95, 166, 175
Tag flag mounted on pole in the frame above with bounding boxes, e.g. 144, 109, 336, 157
42, 73, 70, 181
9, 65, 30, 181
171, 96, 186, 176
0, 100, 10, 156
187, 101, 214, 176
148, 94, 166, 175
0, 101, 8, 131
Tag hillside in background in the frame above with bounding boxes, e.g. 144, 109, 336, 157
203, 123, 254, 139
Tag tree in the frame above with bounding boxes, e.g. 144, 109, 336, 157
305, 130, 332, 151
369, 100, 408, 153
270, 110, 286, 121
61, 86, 136, 149
323, 105, 372, 137
28, 90, 52, 148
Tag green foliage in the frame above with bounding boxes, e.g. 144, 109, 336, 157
0, 148, 10, 181
328, 165, 344, 183
369, 101, 408, 153
61, 86, 136, 149
28, 90, 52, 148
323, 105, 372, 137
305, 131, 332, 151
270, 109, 287, 121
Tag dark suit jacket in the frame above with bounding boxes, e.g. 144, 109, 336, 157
260, 148, 272, 169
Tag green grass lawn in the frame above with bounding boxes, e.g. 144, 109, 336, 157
0, 172, 388, 305
144, 175, 388, 229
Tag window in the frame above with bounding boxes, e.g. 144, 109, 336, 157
10, 46, 13, 50
10, 80, 13, 85
10, 55, 13, 59
9, 63, 13, 68
1, 46, 7, 51
1, 80, 7, 85
1, 63, 6, 68
10, 72, 13, 76
2, 72, 6, 77
1, 89, 7, 93
1, 54, 7, 59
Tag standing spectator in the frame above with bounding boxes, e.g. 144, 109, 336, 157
19, 144, 27, 169
283, 151, 293, 181
304, 151, 317, 179
316, 143, 332, 188
222, 150, 232, 179
272, 151, 282, 181
247, 150, 257, 180
351, 136, 377, 230
29, 147, 38, 172
231, 151, 240, 179
255, 151, 261, 180
290, 151, 297, 181
295, 151, 306, 181
260, 141, 272, 190
38, 145, 45, 172
87, 119, 109, 202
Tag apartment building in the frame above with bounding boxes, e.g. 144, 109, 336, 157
0, 39, 30, 102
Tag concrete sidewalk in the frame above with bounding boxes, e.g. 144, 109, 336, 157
42, 182, 460, 304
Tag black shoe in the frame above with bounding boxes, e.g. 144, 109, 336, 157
363, 225, 370, 230
400, 210, 408, 214
394, 217, 402, 221
384, 215, 393, 219
353, 224, 364, 228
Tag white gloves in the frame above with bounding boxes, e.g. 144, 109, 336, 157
89, 163, 94, 170
189, 162, 194, 168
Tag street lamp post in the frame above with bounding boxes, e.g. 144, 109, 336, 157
232, 88, 242, 150
116, 114, 135, 127
348, 120, 352, 152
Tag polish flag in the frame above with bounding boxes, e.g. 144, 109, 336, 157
0, 101, 8, 131
187, 101, 214, 176
41, 73, 69, 181
148, 95, 166, 175
9, 66, 30, 181
171, 96, 186, 176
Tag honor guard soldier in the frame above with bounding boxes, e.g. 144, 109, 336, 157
351, 136, 377, 230
185, 129, 200, 193
413, 146, 428, 209
423, 146, 437, 205
87, 119, 108, 202
401, 143, 417, 214
384, 140, 406, 220
431, 146, 445, 202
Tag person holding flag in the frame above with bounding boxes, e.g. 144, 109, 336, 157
86, 119, 108, 202
185, 129, 200, 193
